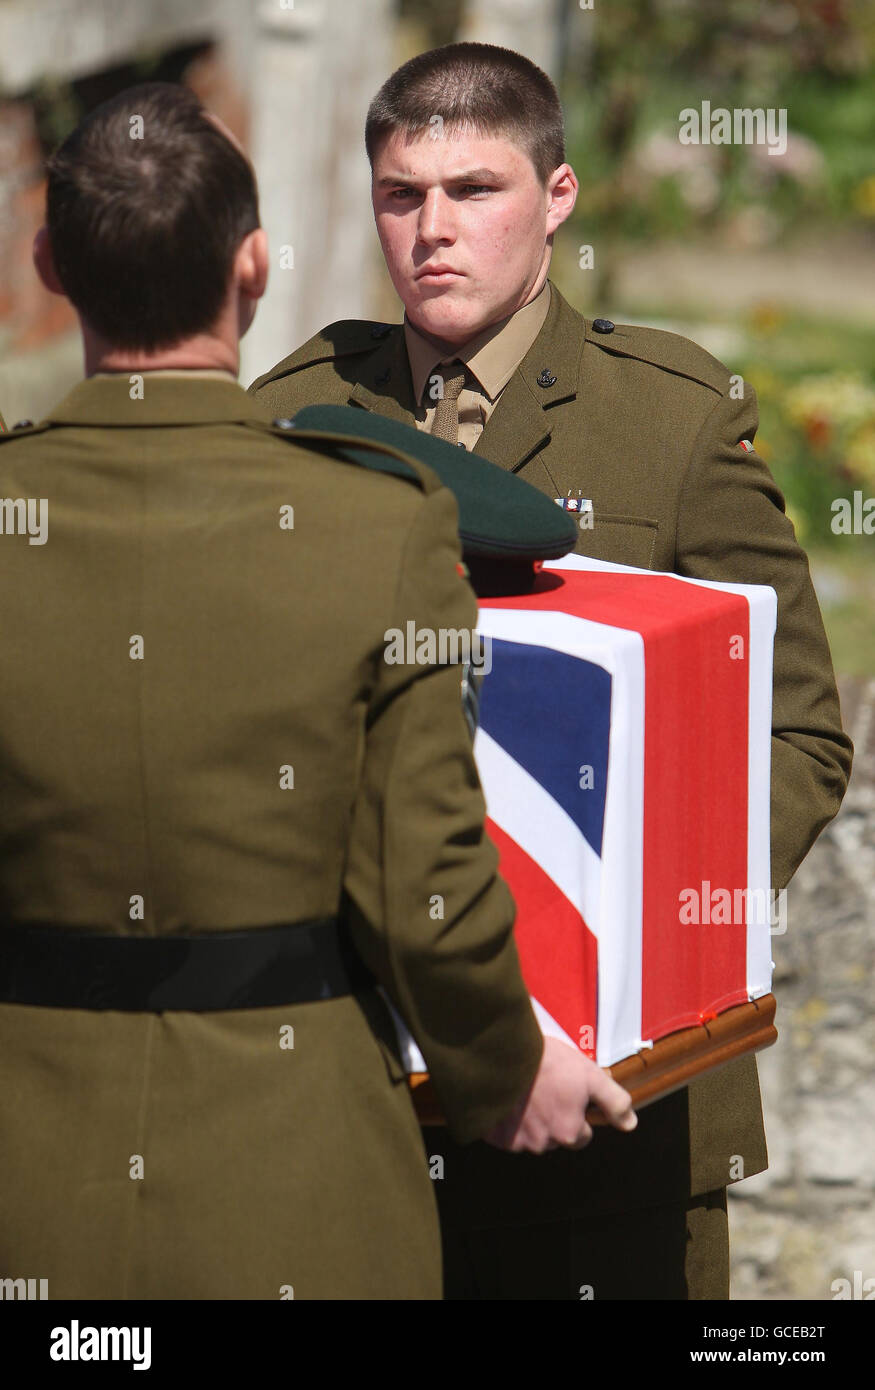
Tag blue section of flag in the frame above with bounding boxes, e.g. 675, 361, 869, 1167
478, 639, 611, 855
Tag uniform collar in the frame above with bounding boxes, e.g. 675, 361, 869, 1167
347, 280, 587, 474
44, 371, 270, 428
404, 281, 551, 406
323, 280, 589, 476
472, 279, 585, 468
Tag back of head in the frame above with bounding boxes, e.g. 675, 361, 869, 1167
45, 82, 259, 352
365, 41, 565, 185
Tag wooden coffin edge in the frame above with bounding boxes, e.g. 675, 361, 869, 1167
409, 993, 778, 1128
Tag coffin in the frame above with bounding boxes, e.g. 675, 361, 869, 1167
403, 555, 779, 1123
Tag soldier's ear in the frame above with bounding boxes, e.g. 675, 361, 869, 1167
33, 226, 65, 296
545, 163, 578, 236
234, 227, 268, 339
235, 227, 269, 304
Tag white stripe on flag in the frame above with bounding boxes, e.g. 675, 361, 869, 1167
473, 727, 603, 937
741, 586, 776, 995
475, 605, 647, 1067
530, 996, 579, 1051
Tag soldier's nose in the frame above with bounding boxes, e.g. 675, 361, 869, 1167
417, 195, 454, 246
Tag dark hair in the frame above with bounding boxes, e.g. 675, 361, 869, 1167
45, 81, 260, 351
365, 42, 565, 186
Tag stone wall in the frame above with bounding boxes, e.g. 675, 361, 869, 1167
729, 674, 875, 1301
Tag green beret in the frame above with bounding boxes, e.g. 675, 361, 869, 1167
290, 404, 577, 564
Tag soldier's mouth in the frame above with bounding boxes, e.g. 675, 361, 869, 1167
414, 266, 463, 282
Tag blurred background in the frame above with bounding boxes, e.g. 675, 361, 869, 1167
1, 0, 873, 1300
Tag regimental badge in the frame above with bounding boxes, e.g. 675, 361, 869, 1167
460, 660, 483, 740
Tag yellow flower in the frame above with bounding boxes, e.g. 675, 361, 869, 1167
784, 502, 807, 543
847, 424, 875, 487
745, 368, 780, 402
853, 175, 875, 218
749, 301, 784, 335
785, 372, 875, 430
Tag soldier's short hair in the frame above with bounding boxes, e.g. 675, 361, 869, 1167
365, 42, 565, 186
45, 82, 259, 351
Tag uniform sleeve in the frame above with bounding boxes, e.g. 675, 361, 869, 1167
676, 383, 853, 891
342, 484, 543, 1144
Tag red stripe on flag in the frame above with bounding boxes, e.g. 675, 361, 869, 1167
486, 816, 598, 1049
483, 569, 750, 1042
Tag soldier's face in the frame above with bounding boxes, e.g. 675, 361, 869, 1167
372, 128, 575, 344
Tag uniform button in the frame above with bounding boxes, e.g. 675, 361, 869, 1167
273, 417, 296, 430
592, 318, 615, 334
370, 324, 391, 339
13, 419, 33, 429
537, 369, 557, 388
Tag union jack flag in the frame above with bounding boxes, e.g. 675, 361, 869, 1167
397, 554, 776, 1074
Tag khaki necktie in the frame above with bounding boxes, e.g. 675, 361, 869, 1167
430, 362, 467, 446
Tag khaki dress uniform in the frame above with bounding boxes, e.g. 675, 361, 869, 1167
250, 280, 853, 1299
0, 372, 545, 1300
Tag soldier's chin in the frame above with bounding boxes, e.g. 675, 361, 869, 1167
408, 288, 480, 339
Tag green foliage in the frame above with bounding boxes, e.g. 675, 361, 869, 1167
561, 0, 875, 299
745, 358, 875, 550
699, 304, 875, 552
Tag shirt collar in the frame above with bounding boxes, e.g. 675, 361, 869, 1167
404, 281, 551, 407
91, 367, 239, 383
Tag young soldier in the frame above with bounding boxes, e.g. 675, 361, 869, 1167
0, 81, 635, 1301
250, 43, 853, 1299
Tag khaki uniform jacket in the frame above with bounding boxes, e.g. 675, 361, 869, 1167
0, 375, 542, 1296
250, 283, 853, 1221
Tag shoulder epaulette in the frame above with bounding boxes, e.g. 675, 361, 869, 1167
587, 321, 732, 395
241, 415, 439, 493
0, 419, 54, 443
249, 319, 399, 393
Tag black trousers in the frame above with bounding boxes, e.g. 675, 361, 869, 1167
439, 1187, 730, 1300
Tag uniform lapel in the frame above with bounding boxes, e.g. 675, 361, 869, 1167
472, 371, 551, 473
343, 284, 586, 462
347, 328, 418, 424
474, 282, 585, 474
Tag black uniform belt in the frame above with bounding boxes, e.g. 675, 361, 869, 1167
0, 917, 367, 1011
